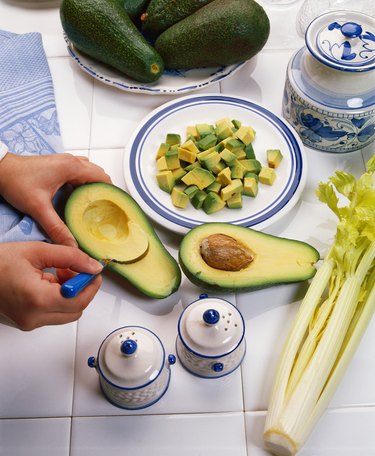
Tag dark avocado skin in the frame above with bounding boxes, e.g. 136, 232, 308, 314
123, 0, 150, 19
142, 0, 215, 40
154, 0, 270, 69
60, 0, 164, 83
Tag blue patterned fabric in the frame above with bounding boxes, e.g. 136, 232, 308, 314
0, 30, 63, 242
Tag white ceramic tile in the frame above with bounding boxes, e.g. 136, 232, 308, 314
90, 82, 221, 150
0, 2, 62, 41
0, 323, 76, 418
71, 413, 247, 456
73, 277, 242, 416
49, 56, 94, 151
220, 51, 293, 115
88, 148, 126, 190
245, 407, 375, 455
238, 282, 375, 412
0, 417, 71, 456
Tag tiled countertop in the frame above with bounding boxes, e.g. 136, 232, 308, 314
0, 1, 374, 455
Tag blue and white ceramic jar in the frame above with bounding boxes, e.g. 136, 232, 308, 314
176, 295, 246, 378
283, 10, 375, 153
88, 326, 176, 409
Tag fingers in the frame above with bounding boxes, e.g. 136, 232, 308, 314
32, 201, 78, 247
27, 242, 103, 274
17, 274, 102, 331
61, 153, 112, 186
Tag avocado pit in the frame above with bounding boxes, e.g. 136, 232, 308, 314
200, 233, 255, 272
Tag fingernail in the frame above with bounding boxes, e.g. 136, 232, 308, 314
89, 258, 104, 273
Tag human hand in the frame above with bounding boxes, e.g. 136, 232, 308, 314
0, 153, 112, 247
0, 241, 103, 331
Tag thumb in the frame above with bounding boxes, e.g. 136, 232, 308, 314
35, 202, 78, 247
31, 243, 103, 274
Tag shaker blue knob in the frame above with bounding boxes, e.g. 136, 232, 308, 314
87, 356, 96, 368
212, 362, 224, 372
341, 22, 362, 38
121, 339, 138, 356
168, 354, 176, 365
203, 308, 220, 325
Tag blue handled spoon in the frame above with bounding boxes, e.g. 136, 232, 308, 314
61, 259, 113, 298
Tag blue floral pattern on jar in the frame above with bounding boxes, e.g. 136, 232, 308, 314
283, 77, 375, 153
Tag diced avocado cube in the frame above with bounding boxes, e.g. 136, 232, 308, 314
233, 148, 247, 160
225, 138, 245, 153
172, 167, 187, 182
267, 149, 283, 168
202, 192, 225, 214
211, 161, 225, 175
206, 181, 222, 194
197, 146, 218, 161
244, 143, 256, 159
219, 147, 237, 164
198, 133, 217, 151
156, 155, 168, 171
215, 118, 235, 130
232, 119, 242, 129
243, 176, 258, 197
165, 133, 181, 146
186, 125, 199, 139
171, 187, 189, 208
230, 163, 244, 179
226, 192, 243, 209
191, 190, 207, 209
235, 125, 255, 145
178, 147, 197, 164
184, 162, 202, 171
244, 171, 259, 182
215, 124, 233, 140
155, 142, 170, 160
220, 179, 243, 201
165, 148, 180, 169
217, 166, 232, 186
200, 151, 221, 171
259, 167, 277, 185
181, 167, 216, 190
156, 170, 175, 193
239, 158, 262, 174
180, 138, 200, 153
183, 185, 199, 198
196, 123, 214, 138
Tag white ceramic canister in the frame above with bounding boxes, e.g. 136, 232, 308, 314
88, 326, 176, 409
176, 294, 246, 378
283, 10, 375, 153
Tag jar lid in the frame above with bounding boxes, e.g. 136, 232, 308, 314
306, 10, 375, 72
178, 296, 245, 358
97, 326, 165, 389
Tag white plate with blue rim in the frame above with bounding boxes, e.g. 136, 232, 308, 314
65, 36, 246, 95
123, 94, 307, 234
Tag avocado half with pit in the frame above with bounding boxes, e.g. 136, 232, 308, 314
179, 223, 319, 292
64, 183, 181, 299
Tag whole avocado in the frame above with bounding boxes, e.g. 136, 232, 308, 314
154, 0, 270, 69
60, 0, 164, 83
141, 0, 215, 40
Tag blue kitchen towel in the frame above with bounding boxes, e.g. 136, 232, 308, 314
0, 29, 63, 242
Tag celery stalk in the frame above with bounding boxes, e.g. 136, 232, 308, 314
264, 156, 375, 456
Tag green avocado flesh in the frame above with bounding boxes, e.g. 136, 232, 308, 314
64, 183, 181, 299
154, 0, 270, 69
179, 223, 320, 292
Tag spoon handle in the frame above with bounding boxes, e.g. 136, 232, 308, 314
61, 271, 97, 298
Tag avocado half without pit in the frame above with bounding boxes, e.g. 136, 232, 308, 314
178, 223, 320, 292
64, 183, 181, 299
